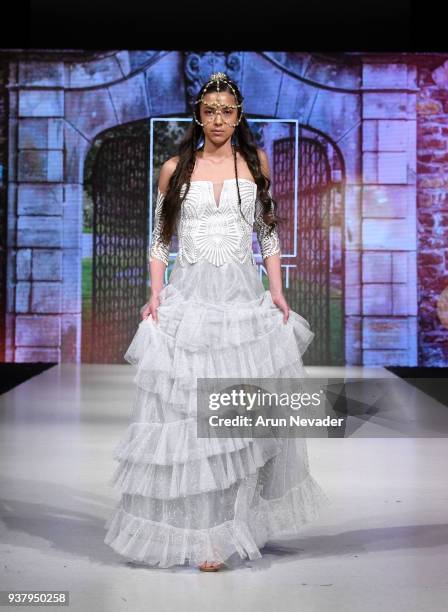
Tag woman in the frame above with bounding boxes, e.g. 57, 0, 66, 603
104, 72, 331, 571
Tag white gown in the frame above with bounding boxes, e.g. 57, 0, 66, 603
104, 177, 331, 568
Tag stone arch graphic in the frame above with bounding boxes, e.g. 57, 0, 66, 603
5, 50, 418, 365
83, 123, 150, 363
272, 125, 346, 365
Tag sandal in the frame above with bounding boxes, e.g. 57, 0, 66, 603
198, 561, 226, 572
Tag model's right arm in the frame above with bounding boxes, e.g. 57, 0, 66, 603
148, 157, 178, 298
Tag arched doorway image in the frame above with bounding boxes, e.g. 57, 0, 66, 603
81, 119, 187, 363
270, 125, 346, 366
81, 117, 345, 365
82, 121, 150, 363
297, 126, 345, 366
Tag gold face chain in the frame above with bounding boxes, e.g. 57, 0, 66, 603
193, 72, 244, 128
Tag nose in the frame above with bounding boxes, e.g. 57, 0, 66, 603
214, 112, 223, 126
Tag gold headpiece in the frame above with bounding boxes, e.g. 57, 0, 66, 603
193, 71, 243, 128
210, 72, 228, 82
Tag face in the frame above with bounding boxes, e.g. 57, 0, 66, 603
199, 89, 239, 145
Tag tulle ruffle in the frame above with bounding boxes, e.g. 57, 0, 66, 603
109, 437, 283, 499
104, 258, 330, 568
126, 367, 313, 426
104, 472, 331, 568
125, 288, 314, 406
112, 419, 256, 465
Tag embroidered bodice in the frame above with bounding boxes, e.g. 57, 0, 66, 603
148, 178, 281, 267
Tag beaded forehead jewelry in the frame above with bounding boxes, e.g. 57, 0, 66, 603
193, 71, 244, 128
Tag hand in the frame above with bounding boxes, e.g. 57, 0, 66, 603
141, 294, 161, 323
270, 291, 290, 323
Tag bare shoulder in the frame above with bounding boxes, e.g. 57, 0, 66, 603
158, 156, 179, 194
256, 147, 270, 178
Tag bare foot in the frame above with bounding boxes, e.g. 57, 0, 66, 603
198, 561, 225, 571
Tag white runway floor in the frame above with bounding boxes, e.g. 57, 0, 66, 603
1, 364, 447, 612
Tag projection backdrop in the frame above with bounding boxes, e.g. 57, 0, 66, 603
1, 50, 447, 367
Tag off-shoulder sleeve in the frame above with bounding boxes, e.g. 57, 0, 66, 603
148, 188, 170, 266
253, 193, 281, 260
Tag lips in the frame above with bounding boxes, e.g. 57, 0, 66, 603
212, 131, 224, 134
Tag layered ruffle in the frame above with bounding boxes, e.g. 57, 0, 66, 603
109, 437, 283, 499
127, 362, 314, 425
104, 472, 331, 568
125, 286, 314, 406
112, 419, 256, 465
104, 258, 329, 568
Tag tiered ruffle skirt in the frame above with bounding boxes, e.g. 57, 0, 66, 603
104, 258, 331, 568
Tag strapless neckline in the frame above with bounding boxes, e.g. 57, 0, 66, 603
184, 177, 257, 209
188, 178, 256, 186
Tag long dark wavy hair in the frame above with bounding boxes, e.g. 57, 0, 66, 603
157, 76, 283, 245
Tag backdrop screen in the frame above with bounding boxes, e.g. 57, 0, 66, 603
1, 50, 446, 367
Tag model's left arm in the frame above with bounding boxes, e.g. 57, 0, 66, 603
254, 148, 289, 323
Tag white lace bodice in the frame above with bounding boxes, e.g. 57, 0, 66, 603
148, 178, 281, 267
